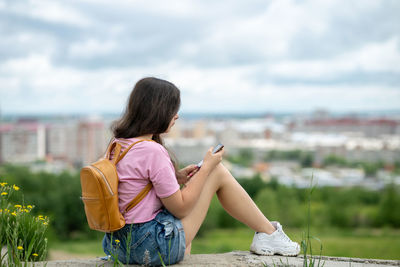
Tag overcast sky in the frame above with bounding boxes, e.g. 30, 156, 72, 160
1, 0, 400, 115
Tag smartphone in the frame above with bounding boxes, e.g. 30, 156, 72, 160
197, 143, 224, 168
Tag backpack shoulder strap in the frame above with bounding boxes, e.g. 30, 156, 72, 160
104, 140, 122, 165
112, 138, 156, 214
105, 139, 155, 165
115, 139, 155, 164
123, 183, 153, 214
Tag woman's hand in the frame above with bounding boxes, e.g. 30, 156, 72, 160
177, 164, 199, 185
202, 146, 224, 171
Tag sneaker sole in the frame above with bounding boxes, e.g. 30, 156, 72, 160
250, 247, 273, 256
250, 247, 299, 257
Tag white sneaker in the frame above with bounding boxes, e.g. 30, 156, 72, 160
250, 221, 300, 256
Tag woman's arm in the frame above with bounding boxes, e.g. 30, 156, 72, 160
160, 147, 224, 219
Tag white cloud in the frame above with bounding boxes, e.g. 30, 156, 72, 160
21, 0, 93, 27
1, 54, 399, 114
79, 0, 203, 17
350, 37, 400, 72
2, 54, 51, 74
68, 39, 118, 58
0, 0, 399, 114
195, 0, 347, 60
268, 37, 400, 79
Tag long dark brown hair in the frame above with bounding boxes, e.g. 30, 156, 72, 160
112, 77, 181, 143
111, 77, 181, 172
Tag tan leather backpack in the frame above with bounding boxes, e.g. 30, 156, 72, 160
80, 139, 153, 232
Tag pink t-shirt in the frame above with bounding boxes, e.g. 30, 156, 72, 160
110, 138, 179, 224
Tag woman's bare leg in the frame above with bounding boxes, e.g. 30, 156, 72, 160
185, 242, 192, 255
181, 163, 275, 252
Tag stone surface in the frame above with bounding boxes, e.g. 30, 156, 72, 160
29, 251, 400, 266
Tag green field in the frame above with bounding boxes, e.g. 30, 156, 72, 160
49, 227, 400, 260
191, 228, 400, 260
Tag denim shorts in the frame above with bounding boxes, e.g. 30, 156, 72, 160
102, 209, 186, 266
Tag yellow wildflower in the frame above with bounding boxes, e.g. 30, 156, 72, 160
0, 182, 7, 187
0, 209, 2, 213
12, 211, 17, 216
24, 209, 29, 213
13, 185, 20, 191
39, 217, 45, 221
27, 205, 33, 209
17, 246, 23, 250
1, 192, 7, 196
115, 239, 120, 244
32, 253, 39, 257
43, 222, 48, 225
15, 204, 22, 209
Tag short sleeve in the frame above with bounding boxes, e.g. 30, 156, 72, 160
147, 145, 180, 198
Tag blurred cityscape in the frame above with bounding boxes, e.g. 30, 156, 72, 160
1, 109, 399, 190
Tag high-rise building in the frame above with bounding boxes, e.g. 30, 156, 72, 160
76, 120, 108, 166
0, 120, 45, 163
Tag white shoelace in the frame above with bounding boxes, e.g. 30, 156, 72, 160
278, 228, 292, 243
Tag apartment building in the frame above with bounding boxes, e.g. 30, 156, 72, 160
0, 120, 45, 163
0, 118, 110, 166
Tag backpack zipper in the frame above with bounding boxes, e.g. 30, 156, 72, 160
88, 165, 114, 196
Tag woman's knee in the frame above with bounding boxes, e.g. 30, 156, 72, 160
208, 163, 232, 186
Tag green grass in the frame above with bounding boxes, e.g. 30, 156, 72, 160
49, 227, 400, 260
49, 239, 104, 257
192, 227, 400, 260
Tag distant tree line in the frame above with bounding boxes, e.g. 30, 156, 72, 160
264, 150, 314, 168
227, 148, 399, 176
322, 155, 390, 176
198, 174, 400, 235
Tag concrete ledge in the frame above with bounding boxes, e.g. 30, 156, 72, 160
28, 251, 400, 266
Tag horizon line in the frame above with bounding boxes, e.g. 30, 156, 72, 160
1, 109, 400, 119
